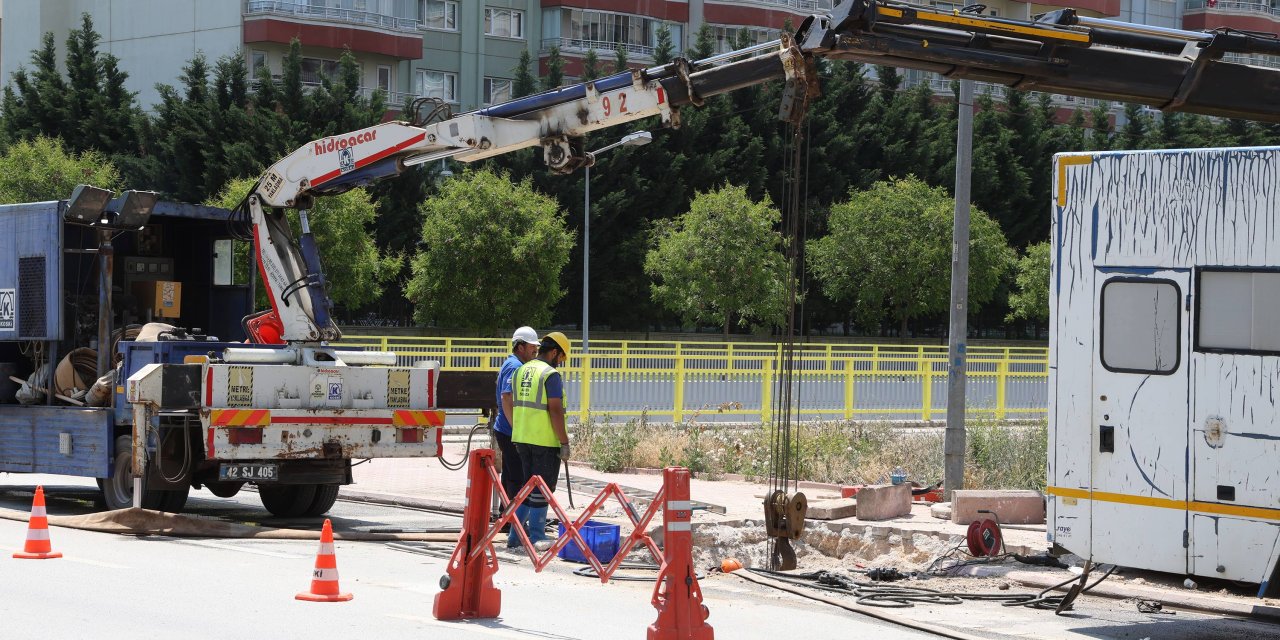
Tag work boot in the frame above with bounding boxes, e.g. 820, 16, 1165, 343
525, 506, 549, 546
506, 505, 529, 548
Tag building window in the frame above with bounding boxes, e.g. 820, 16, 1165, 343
300, 57, 342, 84
486, 8, 525, 39
416, 70, 456, 102
1100, 278, 1180, 374
250, 50, 268, 77
483, 77, 512, 105
422, 0, 457, 30
377, 65, 393, 93
1196, 269, 1280, 354
709, 25, 777, 54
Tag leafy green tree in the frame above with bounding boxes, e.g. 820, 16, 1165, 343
0, 136, 120, 202
1, 14, 143, 170
543, 46, 565, 90
645, 184, 792, 334
614, 46, 629, 73
513, 50, 538, 98
1088, 102, 1113, 150
690, 24, 715, 60
1006, 241, 1051, 330
206, 177, 400, 310
653, 24, 675, 65
582, 49, 602, 81
972, 92, 1032, 246
406, 168, 573, 334
809, 176, 1014, 338
1118, 103, 1150, 149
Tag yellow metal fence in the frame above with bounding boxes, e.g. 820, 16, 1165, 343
340, 336, 1050, 423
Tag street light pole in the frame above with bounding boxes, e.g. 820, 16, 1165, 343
582, 131, 652, 354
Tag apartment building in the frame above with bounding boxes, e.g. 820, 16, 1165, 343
0, 0, 1274, 117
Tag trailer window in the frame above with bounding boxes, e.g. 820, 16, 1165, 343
1100, 279, 1180, 374
1196, 269, 1280, 354
213, 239, 250, 287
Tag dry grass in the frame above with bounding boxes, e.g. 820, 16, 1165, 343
572, 414, 1048, 490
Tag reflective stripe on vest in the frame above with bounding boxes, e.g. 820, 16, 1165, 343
511, 359, 561, 448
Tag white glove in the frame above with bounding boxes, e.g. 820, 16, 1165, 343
560, 443, 571, 460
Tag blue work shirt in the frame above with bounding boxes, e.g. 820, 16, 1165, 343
493, 354, 523, 435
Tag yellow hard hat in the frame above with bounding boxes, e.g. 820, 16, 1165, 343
542, 331, 571, 364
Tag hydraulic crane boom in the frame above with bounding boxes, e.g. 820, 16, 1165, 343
242, 0, 1280, 344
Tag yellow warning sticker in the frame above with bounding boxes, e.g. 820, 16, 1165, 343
227, 366, 254, 407
387, 369, 411, 408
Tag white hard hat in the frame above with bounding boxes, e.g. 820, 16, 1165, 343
512, 326, 539, 345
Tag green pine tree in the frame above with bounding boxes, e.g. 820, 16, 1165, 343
543, 46, 565, 90
513, 50, 537, 98
653, 24, 675, 65
614, 46, 629, 73
582, 49, 601, 81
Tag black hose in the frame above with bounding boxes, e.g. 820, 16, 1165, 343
572, 562, 706, 583
437, 422, 489, 471
745, 566, 1115, 610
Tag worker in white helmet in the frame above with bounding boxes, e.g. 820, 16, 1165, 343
499, 326, 540, 547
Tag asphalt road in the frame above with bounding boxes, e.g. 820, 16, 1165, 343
0, 476, 1276, 639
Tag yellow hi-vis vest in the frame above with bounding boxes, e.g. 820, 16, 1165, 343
511, 358, 561, 448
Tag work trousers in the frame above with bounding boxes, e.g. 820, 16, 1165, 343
493, 429, 523, 503
513, 442, 561, 509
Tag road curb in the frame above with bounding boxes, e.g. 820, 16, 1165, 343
339, 488, 466, 514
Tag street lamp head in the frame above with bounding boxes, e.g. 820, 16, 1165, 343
621, 131, 653, 147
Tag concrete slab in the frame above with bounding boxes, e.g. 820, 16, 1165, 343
806, 498, 857, 520
855, 483, 911, 521
951, 490, 1046, 525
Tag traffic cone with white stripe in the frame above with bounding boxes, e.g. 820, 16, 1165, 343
296, 519, 352, 602
14, 485, 62, 559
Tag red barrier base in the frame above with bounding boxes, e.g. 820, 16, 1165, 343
432, 543, 502, 620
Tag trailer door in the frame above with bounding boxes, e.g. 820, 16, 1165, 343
1188, 268, 1280, 584
1091, 271, 1189, 575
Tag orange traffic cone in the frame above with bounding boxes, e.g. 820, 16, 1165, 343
296, 519, 352, 602
14, 485, 62, 559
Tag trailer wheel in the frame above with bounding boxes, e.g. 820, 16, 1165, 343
100, 436, 187, 512
302, 484, 341, 517
204, 482, 244, 498
258, 484, 318, 518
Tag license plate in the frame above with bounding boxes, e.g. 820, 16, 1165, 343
218, 463, 279, 481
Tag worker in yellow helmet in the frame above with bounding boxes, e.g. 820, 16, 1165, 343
510, 331, 571, 548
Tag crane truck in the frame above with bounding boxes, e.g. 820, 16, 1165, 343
2, 2, 1278, 539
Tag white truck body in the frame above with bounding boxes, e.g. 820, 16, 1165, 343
1048, 146, 1280, 592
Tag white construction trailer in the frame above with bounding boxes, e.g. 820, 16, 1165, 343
1048, 146, 1280, 596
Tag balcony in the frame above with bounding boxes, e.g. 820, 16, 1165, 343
244, 1, 421, 34
727, 0, 836, 10
243, 1, 424, 59
1183, 0, 1280, 32
541, 38, 656, 60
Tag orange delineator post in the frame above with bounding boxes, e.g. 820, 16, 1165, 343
14, 485, 62, 560
433, 448, 502, 620
648, 467, 713, 640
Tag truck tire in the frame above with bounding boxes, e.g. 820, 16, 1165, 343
302, 484, 341, 517
258, 484, 318, 518
100, 435, 188, 512
204, 481, 244, 498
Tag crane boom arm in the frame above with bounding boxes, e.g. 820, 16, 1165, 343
246, 0, 1280, 343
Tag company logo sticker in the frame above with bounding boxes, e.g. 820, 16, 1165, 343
0, 289, 14, 330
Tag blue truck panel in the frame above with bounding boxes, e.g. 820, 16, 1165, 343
0, 406, 111, 477
0, 201, 63, 341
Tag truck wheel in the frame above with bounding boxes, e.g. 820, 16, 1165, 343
258, 484, 317, 518
302, 484, 341, 517
156, 486, 189, 513
204, 481, 244, 498
100, 436, 185, 512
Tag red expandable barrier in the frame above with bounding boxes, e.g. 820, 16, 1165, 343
433, 449, 715, 640
648, 467, 714, 640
